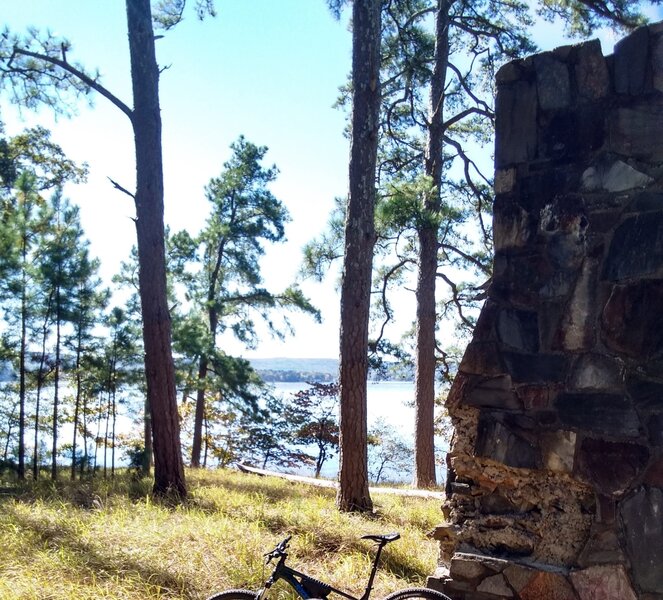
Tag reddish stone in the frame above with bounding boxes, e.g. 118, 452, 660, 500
516, 384, 552, 409
576, 438, 649, 495
570, 565, 637, 600
644, 457, 663, 485
520, 571, 577, 600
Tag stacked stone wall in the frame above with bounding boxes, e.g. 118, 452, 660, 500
429, 22, 663, 600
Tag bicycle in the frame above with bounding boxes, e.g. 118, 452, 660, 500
205, 533, 451, 600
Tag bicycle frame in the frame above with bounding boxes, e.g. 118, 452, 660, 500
256, 535, 394, 600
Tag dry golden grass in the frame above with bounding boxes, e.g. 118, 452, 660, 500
0, 469, 442, 600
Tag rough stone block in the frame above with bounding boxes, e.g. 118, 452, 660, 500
581, 160, 653, 193
626, 374, 663, 411
476, 573, 513, 597
555, 392, 640, 437
601, 280, 663, 358
556, 259, 596, 352
475, 418, 540, 469
519, 571, 577, 600
609, 102, 663, 160
535, 53, 571, 111
602, 213, 663, 281
614, 25, 650, 95
460, 342, 506, 376
620, 486, 663, 592
516, 384, 556, 410
576, 438, 649, 495
465, 375, 521, 410
569, 354, 622, 390
570, 565, 637, 600
577, 523, 626, 566
575, 39, 610, 101
496, 308, 539, 353
493, 198, 532, 251
495, 80, 538, 168
653, 28, 663, 92
540, 430, 577, 473
627, 191, 663, 213
495, 169, 517, 194
644, 457, 663, 484
503, 352, 569, 384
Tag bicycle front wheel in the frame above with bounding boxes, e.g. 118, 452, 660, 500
382, 586, 452, 600
206, 588, 259, 600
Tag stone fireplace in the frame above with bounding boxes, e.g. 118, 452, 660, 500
428, 22, 663, 600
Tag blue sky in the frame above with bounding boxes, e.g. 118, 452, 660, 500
2, 1, 662, 359
2, 1, 352, 358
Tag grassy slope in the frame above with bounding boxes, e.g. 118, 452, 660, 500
0, 469, 442, 600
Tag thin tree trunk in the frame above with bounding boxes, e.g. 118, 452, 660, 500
126, 0, 186, 498
71, 322, 83, 480
51, 303, 62, 481
111, 388, 117, 477
413, 0, 452, 489
17, 232, 27, 480
337, 0, 381, 513
191, 356, 208, 467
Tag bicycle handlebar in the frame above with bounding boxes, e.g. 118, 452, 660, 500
264, 535, 292, 563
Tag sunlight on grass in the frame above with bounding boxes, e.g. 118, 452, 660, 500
0, 469, 442, 600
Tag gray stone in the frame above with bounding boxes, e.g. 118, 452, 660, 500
496, 308, 539, 353
540, 430, 577, 473
503, 352, 569, 384
465, 375, 521, 410
555, 392, 641, 437
495, 80, 538, 167
475, 418, 540, 469
539, 196, 588, 272
614, 25, 650, 95
609, 102, 663, 160
535, 53, 571, 111
577, 523, 626, 567
575, 39, 610, 101
627, 191, 663, 213
620, 487, 663, 592
495, 168, 517, 194
476, 573, 513, 597
450, 554, 493, 582
557, 259, 596, 351
602, 213, 663, 282
626, 375, 663, 411
581, 160, 653, 192
570, 354, 622, 390
493, 200, 532, 251
653, 29, 663, 92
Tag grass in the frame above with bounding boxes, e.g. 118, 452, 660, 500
0, 469, 443, 600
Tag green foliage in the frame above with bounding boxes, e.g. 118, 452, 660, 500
536, 0, 661, 36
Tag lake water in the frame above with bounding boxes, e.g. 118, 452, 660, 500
271, 380, 448, 483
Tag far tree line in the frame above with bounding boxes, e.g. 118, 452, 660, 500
0, 0, 658, 508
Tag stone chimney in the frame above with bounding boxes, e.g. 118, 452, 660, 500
428, 22, 663, 600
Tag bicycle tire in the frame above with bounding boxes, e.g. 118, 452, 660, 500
205, 588, 258, 600
382, 586, 452, 600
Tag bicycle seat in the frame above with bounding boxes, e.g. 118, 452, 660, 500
361, 532, 401, 544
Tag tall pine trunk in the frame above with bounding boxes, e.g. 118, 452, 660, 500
126, 0, 186, 497
337, 0, 381, 513
413, 0, 451, 489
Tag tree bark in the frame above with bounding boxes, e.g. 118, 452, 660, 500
126, 0, 186, 498
413, 0, 452, 489
336, 0, 381, 513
